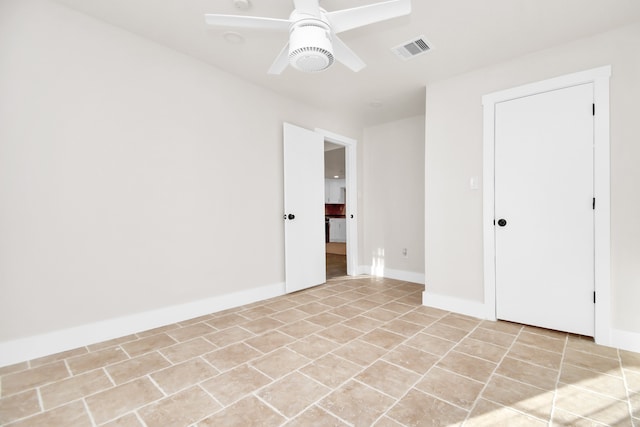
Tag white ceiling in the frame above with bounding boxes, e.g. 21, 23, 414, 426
54, 0, 640, 125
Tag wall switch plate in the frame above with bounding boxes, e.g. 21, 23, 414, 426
470, 176, 479, 190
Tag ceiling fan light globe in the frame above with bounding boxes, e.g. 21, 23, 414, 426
288, 22, 334, 72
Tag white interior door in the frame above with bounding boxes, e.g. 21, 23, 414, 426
283, 122, 326, 293
495, 83, 595, 336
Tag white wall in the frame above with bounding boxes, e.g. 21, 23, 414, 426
361, 115, 425, 283
0, 0, 361, 353
425, 23, 640, 339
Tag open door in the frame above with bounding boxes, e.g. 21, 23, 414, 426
283, 122, 326, 293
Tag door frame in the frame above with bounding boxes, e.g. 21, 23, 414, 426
315, 128, 359, 276
482, 66, 611, 345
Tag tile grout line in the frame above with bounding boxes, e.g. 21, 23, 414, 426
80, 397, 98, 427
373, 312, 478, 426
618, 348, 637, 426
461, 322, 526, 425
548, 331, 570, 425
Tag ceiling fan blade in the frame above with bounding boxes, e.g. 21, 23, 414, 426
204, 14, 290, 31
293, 0, 321, 17
332, 35, 366, 72
268, 42, 290, 75
325, 0, 411, 34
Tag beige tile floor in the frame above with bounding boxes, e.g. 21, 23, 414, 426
1, 275, 639, 427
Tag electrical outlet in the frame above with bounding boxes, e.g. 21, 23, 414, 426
402, 248, 408, 258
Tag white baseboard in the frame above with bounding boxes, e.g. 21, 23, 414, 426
610, 328, 640, 353
357, 265, 425, 284
0, 282, 285, 368
422, 291, 487, 319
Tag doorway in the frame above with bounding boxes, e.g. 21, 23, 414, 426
482, 66, 612, 344
316, 128, 358, 278
324, 143, 347, 278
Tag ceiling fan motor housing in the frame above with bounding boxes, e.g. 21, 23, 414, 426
288, 21, 334, 73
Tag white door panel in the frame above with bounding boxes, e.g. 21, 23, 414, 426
495, 83, 594, 336
283, 123, 326, 293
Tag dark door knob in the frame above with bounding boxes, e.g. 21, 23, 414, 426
497, 219, 507, 227
288, 214, 295, 220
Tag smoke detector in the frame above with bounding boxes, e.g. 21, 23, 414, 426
233, 0, 251, 11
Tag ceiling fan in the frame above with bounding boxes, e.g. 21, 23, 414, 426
205, 0, 411, 74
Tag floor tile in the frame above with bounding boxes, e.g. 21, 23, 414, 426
284, 405, 349, 426
150, 358, 218, 394
360, 329, 405, 350
0, 362, 29, 377
306, 312, 345, 327
242, 317, 286, 334
203, 326, 254, 347
106, 352, 171, 385
0, 389, 41, 425
342, 316, 384, 333
29, 347, 88, 368
554, 383, 632, 426
332, 339, 387, 366
245, 330, 295, 353
201, 364, 272, 406
437, 351, 496, 383
424, 322, 469, 342
205, 313, 248, 329
437, 313, 481, 332
355, 360, 419, 398
560, 362, 628, 399
203, 342, 262, 372
6, 400, 91, 427
621, 350, 640, 373
1, 361, 69, 396
481, 375, 553, 421
198, 395, 285, 426
386, 388, 468, 427
269, 308, 310, 324
404, 332, 456, 356
468, 327, 516, 348
300, 353, 362, 388
40, 369, 112, 410
382, 319, 424, 337
258, 372, 330, 418
466, 398, 546, 426
278, 320, 324, 339
496, 357, 559, 391
319, 380, 395, 427
416, 366, 484, 410
566, 336, 619, 359
159, 337, 216, 364
85, 377, 163, 424
508, 342, 563, 370
454, 337, 508, 363
316, 324, 363, 345
477, 320, 523, 335
101, 412, 145, 427
383, 344, 439, 374
563, 347, 622, 375
288, 335, 339, 359
515, 330, 566, 353
138, 386, 220, 427
121, 333, 177, 358
166, 323, 215, 342
251, 348, 310, 379
373, 416, 405, 426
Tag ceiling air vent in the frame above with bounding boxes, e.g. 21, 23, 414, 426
391, 36, 431, 61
